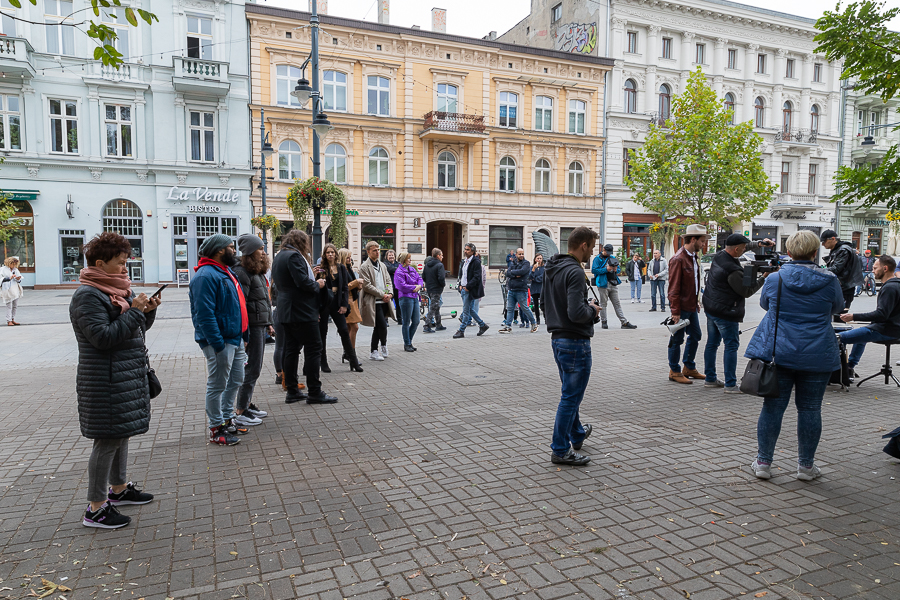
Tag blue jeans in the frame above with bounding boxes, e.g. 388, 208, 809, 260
649, 279, 666, 309
703, 315, 741, 387
630, 280, 642, 300
668, 310, 702, 372
458, 289, 485, 332
550, 338, 592, 456
756, 367, 831, 467
201, 343, 246, 428
462, 297, 480, 325
503, 290, 535, 327
398, 296, 421, 346
840, 326, 895, 369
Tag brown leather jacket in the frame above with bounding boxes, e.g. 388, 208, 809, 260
667, 247, 703, 314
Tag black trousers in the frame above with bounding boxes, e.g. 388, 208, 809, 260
282, 320, 322, 394
319, 304, 354, 361
371, 303, 388, 352
843, 287, 855, 310
273, 309, 285, 373
237, 325, 265, 410
532, 292, 543, 323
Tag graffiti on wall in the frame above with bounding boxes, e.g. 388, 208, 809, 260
556, 22, 597, 54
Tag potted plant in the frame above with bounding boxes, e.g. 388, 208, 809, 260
251, 214, 282, 241
286, 176, 348, 248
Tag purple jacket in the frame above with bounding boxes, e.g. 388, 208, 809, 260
393, 264, 424, 299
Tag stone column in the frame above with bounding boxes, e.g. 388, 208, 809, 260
135, 94, 147, 160
681, 31, 695, 70
713, 75, 723, 97
745, 44, 759, 79
774, 49, 786, 86
829, 92, 841, 137
773, 85, 783, 130
610, 60, 624, 112
744, 80, 756, 123
714, 38, 727, 76
174, 95, 186, 165
647, 25, 660, 63
798, 150, 811, 196
87, 85, 101, 159
646, 66, 657, 113
800, 90, 811, 130
801, 53, 813, 89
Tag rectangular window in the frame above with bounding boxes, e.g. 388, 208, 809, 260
813, 63, 823, 83
757, 53, 766, 74
785, 58, 795, 78
49, 98, 78, 154
498, 92, 518, 128
0, 94, 22, 151
626, 31, 638, 54
276, 65, 303, 107
857, 109, 866, 136
489, 226, 523, 268
1, 0, 17, 36
661, 37, 672, 59
568, 99, 585, 134
780, 161, 790, 193
360, 223, 397, 261
808, 163, 817, 195
187, 15, 213, 60
104, 104, 133, 158
189, 110, 215, 162
323, 70, 348, 112
367, 75, 390, 116
727, 48, 737, 69
535, 96, 553, 131
45, 0, 75, 55
622, 150, 632, 179
101, 7, 129, 61
695, 43, 705, 65
551, 3, 562, 24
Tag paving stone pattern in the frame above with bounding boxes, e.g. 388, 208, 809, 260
1, 318, 899, 599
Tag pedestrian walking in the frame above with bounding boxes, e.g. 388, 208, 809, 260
422, 248, 447, 333
1, 256, 24, 326
529, 254, 545, 325
190, 234, 250, 444
359, 241, 396, 361
499, 248, 537, 333
647, 250, 668, 312
384, 249, 400, 322
625, 252, 646, 303
271, 230, 338, 404
232, 234, 273, 426
338, 248, 364, 354
453, 243, 489, 339
590, 244, 636, 330
667, 224, 710, 384
839, 254, 900, 374
394, 252, 426, 352
544, 227, 601, 466
319, 244, 364, 373
746, 230, 844, 481
820, 229, 864, 309
71, 232, 159, 529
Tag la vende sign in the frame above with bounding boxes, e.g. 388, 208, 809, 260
166, 186, 241, 203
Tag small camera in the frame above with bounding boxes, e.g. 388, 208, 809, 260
588, 299, 602, 324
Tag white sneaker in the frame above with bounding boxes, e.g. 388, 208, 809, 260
370, 350, 385, 361
631, 299, 635, 303
797, 464, 821, 481
749, 459, 771, 480
638, 300, 644, 304
233, 413, 262, 426
380, 345, 389, 358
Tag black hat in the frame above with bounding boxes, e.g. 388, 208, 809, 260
603, 244, 614, 251
725, 233, 751, 246
820, 229, 837, 242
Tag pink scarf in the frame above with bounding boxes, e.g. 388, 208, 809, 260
79, 266, 133, 314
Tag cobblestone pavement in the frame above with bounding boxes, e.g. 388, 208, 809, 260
1, 291, 899, 600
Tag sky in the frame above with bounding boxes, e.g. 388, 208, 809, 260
263, 0, 900, 41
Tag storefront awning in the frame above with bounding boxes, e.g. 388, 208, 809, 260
752, 219, 784, 228
2, 189, 40, 201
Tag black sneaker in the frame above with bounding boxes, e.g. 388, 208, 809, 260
246, 403, 268, 418
621, 322, 637, 329
551, 449, 591, 466
275, 374, 283, 385
423, 327, 435, 334
285, 389, 308, 404
209, 426, 241, 446
477, 324, 490, 336
307, 392, 338, 404
601, 321, 609, 330
83, 502, 131, 529
224, 419, 249, 435
453, 330, 465, 339
107, 482, 154, 505
572, 424, 592, 451
435, 326, 447, 331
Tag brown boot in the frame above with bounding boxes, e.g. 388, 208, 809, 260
682, 367, 705, 380
669, 370, 693, 384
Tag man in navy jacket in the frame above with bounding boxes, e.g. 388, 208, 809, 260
499, 248, 537, 333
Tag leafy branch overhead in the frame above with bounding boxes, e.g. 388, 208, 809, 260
9, 0, 157, 69
625, 68, 774, 228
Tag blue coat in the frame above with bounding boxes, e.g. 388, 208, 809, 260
506, 258, 531, 291
190, 264, 245, 352
591, 254, 620, 288
529, 265, 544, 294
744, 262, 844, 372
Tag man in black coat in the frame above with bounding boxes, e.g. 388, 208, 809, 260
839, 254, 900, 375
453, 243, 489, 339
821, 229, 865, 309
271, 230, 337, 405
422, 248, 447, 333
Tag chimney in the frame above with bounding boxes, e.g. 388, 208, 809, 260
309, 0, 327, 14
411, 25, 421, 30
483, 31, 497, 41
431, 7, 446, 33
378, 0, 389, 24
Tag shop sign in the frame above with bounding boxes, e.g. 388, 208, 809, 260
864, 219, 889, 227
1, 189, 40, 201
187, 205, 221, 213
321, 209, 360, 216
166, 186, 241, 203
176, 269, 190, 286
770, 211, 807, 220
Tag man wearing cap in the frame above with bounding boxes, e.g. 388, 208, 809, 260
666, 224, 709, 384
820, 229, 864, 309
590, 244, 637, 330
859, 249, 876, 295
189, 234, 248, 446
701, 233, 773, 393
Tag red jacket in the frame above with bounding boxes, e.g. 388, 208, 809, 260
667, 247, 703, 314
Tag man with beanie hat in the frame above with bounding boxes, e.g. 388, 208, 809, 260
190, 233, 249, 445
701, 233, 773, 393
590, 244, 636, 330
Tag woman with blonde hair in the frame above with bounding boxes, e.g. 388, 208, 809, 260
338, 248, 364, 352
320, 243, 363, 372
1, 256, 24, 326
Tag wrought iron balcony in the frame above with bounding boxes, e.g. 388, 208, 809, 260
0, 37, 36, 78
422, 111, 487, 134
774, 128, 818, 145
646, 112, 672, 129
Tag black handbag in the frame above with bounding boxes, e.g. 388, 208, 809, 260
740, 277, 782, 398
140, 326, 162, 399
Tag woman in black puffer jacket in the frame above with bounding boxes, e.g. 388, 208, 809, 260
70, 232, 160, 529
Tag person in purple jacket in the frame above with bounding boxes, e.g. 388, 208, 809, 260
393, 252, 426, 352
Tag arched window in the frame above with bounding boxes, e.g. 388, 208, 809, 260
276, 65, 303, 107
658, 84, 671, 120
278, 140, 302, 180
535, 158, 551, 193
724, 93, 735, 124
437, 83, 458, 112
624, 79, 637, 114
810, 104, 820, 132
568, 161, 584, 195
782, 101, 793, 132
102, 199, 144, 281
754, 96, 765, 128
0, 200, 34, 272
437, 151, 456, 189
324, 143, 347, 183
368, 146, 389, 186
499, 156, 516, 191
535, 96, 553, 131
323, 70, 347, 112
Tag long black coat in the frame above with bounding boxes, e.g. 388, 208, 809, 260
233, 265, 273, 328
70, 286, 156, 440
271, 248, 321, 323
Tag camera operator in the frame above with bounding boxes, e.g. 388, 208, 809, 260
544, 227, 602, 466
820, 230, 864, 309
839, 254, 900, 376
701, 234, 774, 394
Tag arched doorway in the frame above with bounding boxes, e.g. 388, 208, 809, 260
426, 221, 463, 275
102, 199, 144, 282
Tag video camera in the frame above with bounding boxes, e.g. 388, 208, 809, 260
742, 246, 783, 287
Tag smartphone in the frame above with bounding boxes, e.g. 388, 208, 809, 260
151, 284, 168, 298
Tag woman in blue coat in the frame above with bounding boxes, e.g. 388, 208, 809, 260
745, 230, 844, 482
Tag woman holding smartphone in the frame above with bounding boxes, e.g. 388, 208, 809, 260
320, 244, 363, 372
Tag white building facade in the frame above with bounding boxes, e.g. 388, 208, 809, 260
500, 0, 843, 254
0, 0, 253, 287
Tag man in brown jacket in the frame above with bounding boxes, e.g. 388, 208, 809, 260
667, 224, 710, 384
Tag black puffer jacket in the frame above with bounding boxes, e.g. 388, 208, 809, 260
233, 265, 273, 327
69, 286, 156, 440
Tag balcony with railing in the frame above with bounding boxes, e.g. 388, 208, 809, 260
646, 112, 672, 129
773, 127, 818, 145
419, 111, 488, 141
770, 192, 823, 212
0, 37, 36, 78
851, 127, 898, 161
172, 56, 230, 96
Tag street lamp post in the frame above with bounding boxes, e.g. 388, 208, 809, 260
258, 108, 274, 251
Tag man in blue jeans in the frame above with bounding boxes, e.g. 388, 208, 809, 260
499, 248, 538, 333
701, 233, 772, 393
839, 254, 900, 373
453, 243, 489, 339
543, 227, 602, 466
666, 225, 711, 384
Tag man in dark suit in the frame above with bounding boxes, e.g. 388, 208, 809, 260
271, 230, 337, 405
453, 243, 489, 339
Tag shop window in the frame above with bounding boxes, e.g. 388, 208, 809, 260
0, 93, 22, 151
867, 228, 883, 255
59, 229, 85, 282
324, 225, 349, 249
560, 227, 576, 246
623, 223, 650, 256
279, 140, 302, 180
360, 223, 396, 261
102, 199, 144, 282
498, 92, 518, 128
752, 226, 777, 241
0, 200, 34, 272
276, 65, 303, 107
368, 146, 389, 186
187, 14, 213, 60
323, 70, 347, 111
489, 226, 523, 268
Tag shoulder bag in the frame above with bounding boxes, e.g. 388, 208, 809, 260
139, 325, 162, 399
739, 277, 782, 398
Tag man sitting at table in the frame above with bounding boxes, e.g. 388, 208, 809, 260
839, 254, 900, 375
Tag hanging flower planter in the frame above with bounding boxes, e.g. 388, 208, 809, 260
286, 176, 348, 248
251, 214, 282, 240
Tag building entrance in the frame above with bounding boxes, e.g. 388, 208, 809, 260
426, 221, 463, 276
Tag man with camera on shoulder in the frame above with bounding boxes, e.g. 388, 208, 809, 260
701, 234, 774, 394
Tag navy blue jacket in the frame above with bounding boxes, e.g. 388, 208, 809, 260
529, 265, 544, 294
190, 264, 245, 353
506, 258, 531, 291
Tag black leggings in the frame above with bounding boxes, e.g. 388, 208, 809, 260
273, 310, 285, 373
532, 292, 543, 322
319, 304, 354, 360
371, 303, 388, 352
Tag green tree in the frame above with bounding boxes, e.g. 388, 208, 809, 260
816, 1, 900, 210
0, 160, 24, 244
8, 0, 157, 69
625, 68, 774, 229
